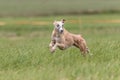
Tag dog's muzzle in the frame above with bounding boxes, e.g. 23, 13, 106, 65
60, 30, 63, 33
59, 29, 63, 33
58, 27, 64, 33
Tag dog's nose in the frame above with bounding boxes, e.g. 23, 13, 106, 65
61, 30, 63, 33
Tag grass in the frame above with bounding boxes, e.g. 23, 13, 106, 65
0, 14, 120, 80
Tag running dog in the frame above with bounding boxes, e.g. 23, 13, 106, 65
49, 19, 90, 55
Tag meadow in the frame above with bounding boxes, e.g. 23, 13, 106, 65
0, 14, 120, 80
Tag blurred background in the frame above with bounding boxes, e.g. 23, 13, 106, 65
0, 0, 120, 17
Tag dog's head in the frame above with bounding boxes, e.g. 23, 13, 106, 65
53, 19, 66, 33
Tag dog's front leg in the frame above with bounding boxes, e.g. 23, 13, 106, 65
50, 43, 57, 53
51, 43, 66, 53
55, 43, 66, 50
49, 40, 56, 53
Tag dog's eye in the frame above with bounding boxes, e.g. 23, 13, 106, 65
57, 24, 59, 27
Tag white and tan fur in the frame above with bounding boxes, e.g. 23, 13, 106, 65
49, 19, 90, 55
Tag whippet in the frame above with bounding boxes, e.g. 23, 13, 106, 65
49, 19, 90, 55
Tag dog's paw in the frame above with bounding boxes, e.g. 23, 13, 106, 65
89, 53, 93, 56
50, 49, 55, 53
50, 47, 56, 53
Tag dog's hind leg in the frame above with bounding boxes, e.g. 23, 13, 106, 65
79, 42, 92, 56
73, 42, 85, 55
79, 43, 87, 56
86, 47, 93, 56
75, 39, 89, 56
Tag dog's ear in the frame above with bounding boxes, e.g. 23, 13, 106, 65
61, 19, 66, 23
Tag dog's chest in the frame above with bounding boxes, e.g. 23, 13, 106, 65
54, 35, 63, 43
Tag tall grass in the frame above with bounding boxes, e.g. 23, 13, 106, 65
0, 14, 120, 80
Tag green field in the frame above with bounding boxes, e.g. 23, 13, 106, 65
0, 0, 120, 16
0, 14, 120, 80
